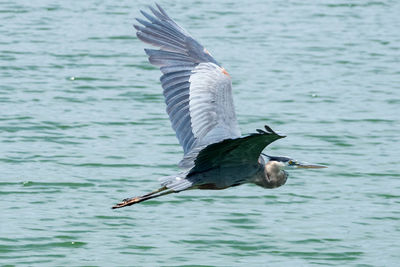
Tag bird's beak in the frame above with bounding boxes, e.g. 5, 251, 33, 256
295, 161, 327, 169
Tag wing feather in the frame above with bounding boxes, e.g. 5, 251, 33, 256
185, 126, 286, 174
135, 4, 241, 155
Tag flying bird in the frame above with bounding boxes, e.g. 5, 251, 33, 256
112, 4, 326, 209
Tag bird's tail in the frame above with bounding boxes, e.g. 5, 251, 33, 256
112, 186, 173, 209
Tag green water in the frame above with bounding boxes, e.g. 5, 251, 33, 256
1, 0, 399, 266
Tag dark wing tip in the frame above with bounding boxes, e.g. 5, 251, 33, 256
265, 124, 286, 138
256, 129, 264, 134
255, 124, 286, 138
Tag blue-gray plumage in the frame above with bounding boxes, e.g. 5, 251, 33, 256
112, 4, 326, 209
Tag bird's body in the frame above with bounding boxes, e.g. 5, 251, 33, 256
193, 161, 288, 190
168, 155, 286, 191
183, 162, 262, 190
112, 4, 325, 209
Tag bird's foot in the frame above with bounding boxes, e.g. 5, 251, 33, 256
112, 196, 141, 209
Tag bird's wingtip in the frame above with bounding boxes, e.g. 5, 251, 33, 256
255, 124, 286, 138
264, 124, 286, 138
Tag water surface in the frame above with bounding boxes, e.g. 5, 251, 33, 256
1, 0, 399, 266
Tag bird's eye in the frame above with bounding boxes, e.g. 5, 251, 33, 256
288, 160, 293, 165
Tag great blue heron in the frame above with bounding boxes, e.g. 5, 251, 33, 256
112, 4, 326, 209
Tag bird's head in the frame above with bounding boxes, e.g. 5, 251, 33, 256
255, 154, 326, 189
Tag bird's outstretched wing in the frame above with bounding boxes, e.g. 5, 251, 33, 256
181, 125, 286, 174
134, 4, 241, 155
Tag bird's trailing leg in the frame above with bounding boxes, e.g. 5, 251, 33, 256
112, 186, 173, 209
